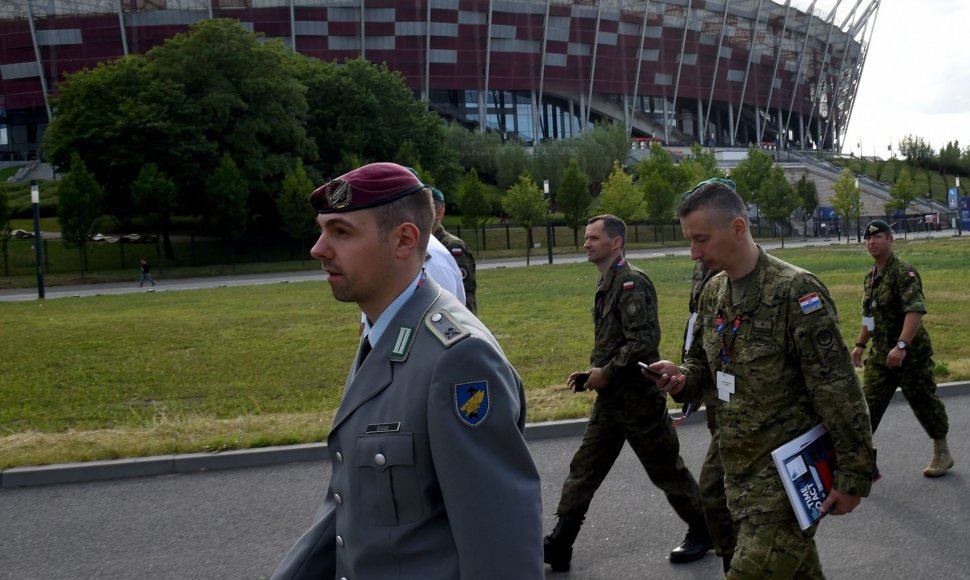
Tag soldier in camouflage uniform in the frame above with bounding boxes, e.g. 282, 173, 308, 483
851, 220, 953, 477
431, 187, 477, 314
544, 214, 711, 572
648, 182, 876, 579
686, 259, 737, 573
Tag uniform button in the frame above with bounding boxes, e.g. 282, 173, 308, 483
340, 577, 348, 580
375, 453, 386, 466
335, 451, 343, 463
336, 535, 344, 547
334, 493, 343, 505
431, 313, 442, 322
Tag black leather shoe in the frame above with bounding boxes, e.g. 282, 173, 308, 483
669, 531, 713, 564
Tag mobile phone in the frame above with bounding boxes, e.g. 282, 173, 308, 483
637, 361, 664, 379
572, 372, 589, 392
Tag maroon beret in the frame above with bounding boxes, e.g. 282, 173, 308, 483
310, 162, 424, 214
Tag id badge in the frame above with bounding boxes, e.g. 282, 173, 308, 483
684, 312, 699, 352
863, 316, 875, 331
716, 371, 735, 402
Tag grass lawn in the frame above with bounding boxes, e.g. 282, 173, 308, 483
2, 237, 969, 468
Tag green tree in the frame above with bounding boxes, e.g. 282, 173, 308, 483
530, 139, 573, 200
557, 159, 592, 247
456, 169, 492, 251
394, 140, 421, 170
899, 135, 934, 167
130, 164, 178, 260
45, 19, 315, 227
679, 143, 727, 185
296, 56, 444, 179
757, 166, 799, 248
598, 161, 645, 224
830, 168, 863, 244
501, 175, 549, 266
641, 171, 676, 243
0, 183, 10, 276
795, 174, 819, 225
730, 146, 776, 206
886, 168, 919, 216
495, 142, 530, 191
636, 144, 691, 243
206, 154, 250, 263
57, 153, 106, 276
277, 159, 318, 259
43, 56, 202, 224
149, 19, 315, 218
575, 122, 630, 187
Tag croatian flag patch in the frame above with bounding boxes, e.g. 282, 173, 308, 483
799, 292, 822, 314
622, 281, 635, 291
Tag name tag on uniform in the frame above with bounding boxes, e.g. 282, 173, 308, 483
365, 422, 401, 434
863, 316, 875, 331
716, 371, 735, 402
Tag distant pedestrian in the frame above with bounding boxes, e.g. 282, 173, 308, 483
431, 187, 477, 314
852, 219, 954, 477
544, 214, 711, 572
138, 259, 156, 287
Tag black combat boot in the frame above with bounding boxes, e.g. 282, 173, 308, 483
669, 526, 713, 564
543, 515, 584, 572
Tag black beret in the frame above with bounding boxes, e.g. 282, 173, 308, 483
863, 220, 892, 239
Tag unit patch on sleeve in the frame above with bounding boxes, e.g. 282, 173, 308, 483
798, 292, 822, 314
454, 380, 490, 427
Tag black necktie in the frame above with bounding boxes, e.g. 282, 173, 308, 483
356, 336, 372, 370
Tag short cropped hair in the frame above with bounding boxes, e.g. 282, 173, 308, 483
677, 180, 747, 227
372, 187, 434, 255
588, 214, 627, 247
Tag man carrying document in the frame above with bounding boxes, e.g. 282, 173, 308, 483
645, 180, 877, 579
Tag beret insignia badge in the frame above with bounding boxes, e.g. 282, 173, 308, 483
325, 179, 352, 209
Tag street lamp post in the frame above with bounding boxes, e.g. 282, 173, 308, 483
957, 176, 962, 237
855, 178, 862, 243
543, 179, 553, 264
30, 180, 45, 299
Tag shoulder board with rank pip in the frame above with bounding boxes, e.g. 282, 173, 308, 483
425, 309, 471, 347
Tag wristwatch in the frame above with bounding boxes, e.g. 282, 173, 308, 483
896, 340, 908, 350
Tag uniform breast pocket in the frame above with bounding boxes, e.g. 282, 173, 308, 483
355, 433, 422, 526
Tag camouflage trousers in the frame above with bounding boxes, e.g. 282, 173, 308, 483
863, 356, 948, 439
700, 429, 738, 558
727, 515, 822, 579
555, 396, 706, 530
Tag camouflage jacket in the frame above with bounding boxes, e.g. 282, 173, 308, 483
435, 227, 477, 315
590, 257, 661, 392
863, 252, 933, 361
681, 248, 875, 521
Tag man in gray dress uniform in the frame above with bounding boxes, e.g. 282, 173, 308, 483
271, 162, 543, 579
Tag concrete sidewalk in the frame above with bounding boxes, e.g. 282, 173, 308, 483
4, 382, 967, 489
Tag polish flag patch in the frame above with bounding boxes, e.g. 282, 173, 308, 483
451, 248, 463, 256
623, 281, 635, 291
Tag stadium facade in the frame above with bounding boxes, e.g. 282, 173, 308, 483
0, 0, 879, 161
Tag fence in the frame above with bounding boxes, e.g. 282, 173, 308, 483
1, 212, 957, 278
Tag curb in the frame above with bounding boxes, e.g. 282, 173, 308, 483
3, 382, 968, 490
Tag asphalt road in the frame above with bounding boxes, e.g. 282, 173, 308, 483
1, 394, 967, 580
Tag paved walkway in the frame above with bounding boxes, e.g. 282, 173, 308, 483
4, 231, 960, 302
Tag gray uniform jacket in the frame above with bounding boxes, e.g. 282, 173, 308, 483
272, 278, 543, 580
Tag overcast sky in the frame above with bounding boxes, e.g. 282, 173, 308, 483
840, 0, 969, 157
